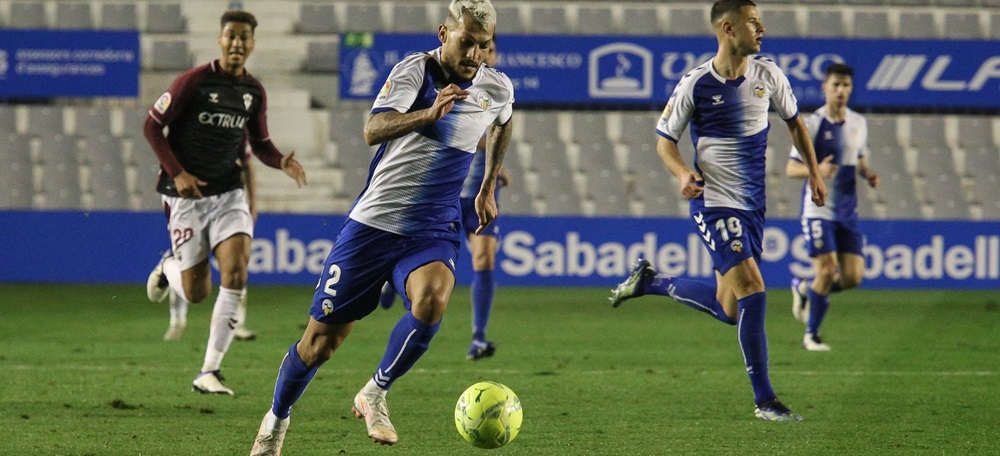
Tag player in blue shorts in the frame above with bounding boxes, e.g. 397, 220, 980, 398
378, 38, 509, 361
251, 1, 514, 452
787, 63, 880, 352
609, 0, 827, 421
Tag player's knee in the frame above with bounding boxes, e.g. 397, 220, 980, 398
299, 341, 333, 367
185, 285, 210, 303
410, 292, 449, 324
816, 263, 839, 283
840, 274, 863, 290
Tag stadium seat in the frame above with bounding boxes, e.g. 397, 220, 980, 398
912, 147, 957, 176
575, 141, 619, 174
908, 116, 950, 149
540, 191, 582, 216
617, 112, 661, 147
343, 4, 384, 33
992, 12, 1000, 39
149, 40, 191, 71
530, 5, 569, 35
937, 0, 980, 5
526, 141, 572, 176
871, 145, 909, 178
622, 6, 662, 36
0, 134, 34, 209
866, 115, 900, 149
521, 112, 563, 145
55, 3, 93, 30
9, 2, 47, 29
298, 3, 338, 34
638, 192, 684, 217
119, 108, 149, 140
391, 4, 431, 33
80, 136, 129, 210
761, 7, 800, 37
577, 6, 616, 35
25, 106, 66, 136
327, 102, 369, 143
898, 12, 937, 39
145, 3, 186, 33
881, 195, 922, 220
876, 172, 920, 214
962, 148, 1000, 179
969, 174, 1000, 206
806, 10, 845, 38
73, 107, 113, 138
585, 168, 627, 203
37, 135, 83, 210
666, 6, 710, 37
0, 106, 16, 135
100, 3, 138, 30
956, 117, 996, 149
589, 193, 631, 217
942, 13, 983, 40
500, 186, 537, 215
920, 172, 964, 204
852, 11, 891, 39
928, 200, 970, 220
569, 112, 610, 148
129, 136, 163, 209
303, 41, 339, 73
494, 4, 524, 34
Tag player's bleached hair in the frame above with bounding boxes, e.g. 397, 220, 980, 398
221, 10, 257, 32
825, 63, 854, 80
446, 0, 496, 28
710, 0, 756, 25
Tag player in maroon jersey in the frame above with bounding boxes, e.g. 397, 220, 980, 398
143, 9, 306, 395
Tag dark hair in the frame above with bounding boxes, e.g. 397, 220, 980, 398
825, 63, 854, 79
221, 10, 257, 32
710, 0, 757, 24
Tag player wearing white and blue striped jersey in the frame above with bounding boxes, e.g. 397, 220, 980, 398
252, 2, 513, 452
610, 0, 827, 422
787, 63, 880, 352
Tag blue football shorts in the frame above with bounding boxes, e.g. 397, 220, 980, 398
309, 219, 460, 324
801, 217, 865, 257
688, 200, 764, 275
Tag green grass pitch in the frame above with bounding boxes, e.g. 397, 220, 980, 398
2, 284, 998, 455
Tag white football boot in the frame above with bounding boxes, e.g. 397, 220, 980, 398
192, 370, 234, 395
352, 385, 398, 445
250, 410, 289, 456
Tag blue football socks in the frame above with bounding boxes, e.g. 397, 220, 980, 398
471, 270, 494, 341
373, 312, 440, 390
648, 275, 735, 325
807, 288, 831, 336
271, 343, 319, 419
737, 292, 777, 405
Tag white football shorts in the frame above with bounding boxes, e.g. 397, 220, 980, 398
161, 188, 253, 271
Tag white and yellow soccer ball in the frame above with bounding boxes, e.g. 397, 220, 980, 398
454, 381, 523, 449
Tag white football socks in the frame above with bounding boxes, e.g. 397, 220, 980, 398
201, 287, 245, 373
168, 290, 188, 327
162, 256, 189, 303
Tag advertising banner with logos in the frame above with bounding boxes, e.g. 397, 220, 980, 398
1, 211, 997, 290
339, 33, 1000, 110
0, 30, 140, 98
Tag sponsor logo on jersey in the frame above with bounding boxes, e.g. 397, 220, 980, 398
243, 93, 253, 110
209, 93, 219, 103
198, 112, 249, 129
154, 92, 172, 115
377, 81, 391, 101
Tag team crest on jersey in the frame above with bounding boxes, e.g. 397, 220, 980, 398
209, 93, 219, 103
243, 93, 253, 110
476, 91, 492, 110
814, 239, 824, 249
377, 81, 391, 101
731, 240, 743, 253
322, 298, 334, 315
153, 92, 172, 114
824, 131, 834, 140
753, 83, 765, 98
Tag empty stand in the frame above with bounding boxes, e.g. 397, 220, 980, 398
907, 116, 950, 149
852, 11, 892, 39
304, 41, 339, 73
80, 136, 129, 210
666, 6, 710, 37
962, 148, 1000, 179
520, 112, 563, 145
25, 107, 66, 136
74, 107, 113, 138
37, 135, 82, 210
529, 5, 569, 35
956, 117, 996, 149
898, 12, 937, 39
149, 40, 192, 71
55, 3, 93, 30
569, 112, 610, 148
9, 2, 47, 29
622, 6, 661, 36
145, 3, 186, 33
0, 135, 34, 209
761, 7, 800, 37
494, 4, 525, 34
912, 147, 957, 176
577, 5, 616, 35
391, 4, 432, 33
942, 12, 983, 40
806, 10, 845, 38
100, 3, 139, 30
0, 106, 16, 135
298, 3, 338, 34
343, 4, 384, 33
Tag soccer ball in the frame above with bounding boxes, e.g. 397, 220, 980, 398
454, 381, 522, 449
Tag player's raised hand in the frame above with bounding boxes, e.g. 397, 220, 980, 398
818, 155, 839, 179
174, 170, 207, 198
474, 190, 498, 235
679, 169, 704, 200
281, 151, 307, 187
428, 83, 468, 121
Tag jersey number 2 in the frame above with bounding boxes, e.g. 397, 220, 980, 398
323, 264, 342, 297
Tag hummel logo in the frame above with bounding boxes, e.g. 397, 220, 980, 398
711, 94, 724, 105
209, 93, 219, 103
